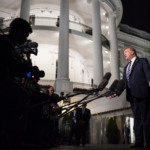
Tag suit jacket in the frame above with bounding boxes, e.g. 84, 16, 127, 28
70, 108, 81, 126
123, 57, 150, 101
79, 108, 91, 127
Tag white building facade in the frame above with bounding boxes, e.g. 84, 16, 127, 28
0, 0, 150, 145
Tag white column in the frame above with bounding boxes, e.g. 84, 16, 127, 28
20, 0, 30, 22
55, 0, 73, 93
92, 0, 103, 86
109, 13, 120, 82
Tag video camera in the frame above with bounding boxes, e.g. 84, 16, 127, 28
15, 40, 38, 56
14, 39, 45, 83
26, 66, 45, 81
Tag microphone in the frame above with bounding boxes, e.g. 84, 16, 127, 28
103, 72, 111, 80
104, 80, 119, 97
98, 72, 111, 91
109, 80, 119, 91
115, 79, 125, 96
98, 79, 109, 91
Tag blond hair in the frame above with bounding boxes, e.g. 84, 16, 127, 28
123, 46, 137, 56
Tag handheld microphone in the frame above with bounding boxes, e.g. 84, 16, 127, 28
104, 79, 119, 97
98, 72, 111, 91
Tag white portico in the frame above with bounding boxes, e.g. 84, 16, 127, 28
1, 0, 150, 145
7, 0, 123, 93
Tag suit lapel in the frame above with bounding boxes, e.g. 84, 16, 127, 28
130, 58, 139, 75
124, 63, 129, 80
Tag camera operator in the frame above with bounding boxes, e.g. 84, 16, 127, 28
0, 18, 33, 81
0, 18, 34, 150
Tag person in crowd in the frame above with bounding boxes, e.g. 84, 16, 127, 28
68, 105, 80, 146
48, 86, 60, 102
78, 102, 91, 147
48, 86, 61, 147
0, 18, 33, 150
111, 46, 150, 149
39, 100, 51, 148
60, 91, 64, 98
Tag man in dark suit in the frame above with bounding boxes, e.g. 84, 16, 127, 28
48, 86, 60, 147
112, 46, 150, 148
78, 102, 91, 147
68, 105, 80, 146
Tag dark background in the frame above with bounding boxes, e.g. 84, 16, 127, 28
121, 0, 150, 34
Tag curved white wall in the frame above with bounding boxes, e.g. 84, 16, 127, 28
31, 44, 92, 84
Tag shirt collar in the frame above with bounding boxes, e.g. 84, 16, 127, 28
130, 56, 136, 63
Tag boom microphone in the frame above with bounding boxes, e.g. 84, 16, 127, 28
103, 72, 111, 80
109, 80, 119, 91
115, 79, 125, 96
98, 72, 111, 91
98, 79, 109, 91
104, 79, 119, 97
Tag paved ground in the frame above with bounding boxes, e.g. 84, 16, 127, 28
43, 144, 147, 150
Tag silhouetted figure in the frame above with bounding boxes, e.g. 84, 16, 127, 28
0, 18, 33, 150
78, 102, 91, 147
68, 105, 80, 146
60, 91, 64, 98
48, 86, 61, 147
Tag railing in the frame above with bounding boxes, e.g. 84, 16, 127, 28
73, 82, 95, 89
0, 19, 12, 29
38, 79, 94, 89
0, 17, 110, 49
31, 16, 91, 32
38, 79, 55, 86
0, 17, 91, 33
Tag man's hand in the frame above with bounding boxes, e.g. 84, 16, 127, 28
109, 93, 117, 99
72, 117, 76, 120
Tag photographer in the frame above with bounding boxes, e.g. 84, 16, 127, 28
0, 18, 34, 150
0, 18, 33, 81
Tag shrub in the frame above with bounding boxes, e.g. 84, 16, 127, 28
106, 117, 120, 144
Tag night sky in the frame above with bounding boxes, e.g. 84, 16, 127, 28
121, 0, 150, 34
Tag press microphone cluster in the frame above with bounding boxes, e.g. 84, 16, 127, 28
104, 79, 119, 97
115, 79, 125, 96
98, 72, 111, 91
62, 72, 112, 100
104, 79, 125, 97
59, 78, 125, 118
